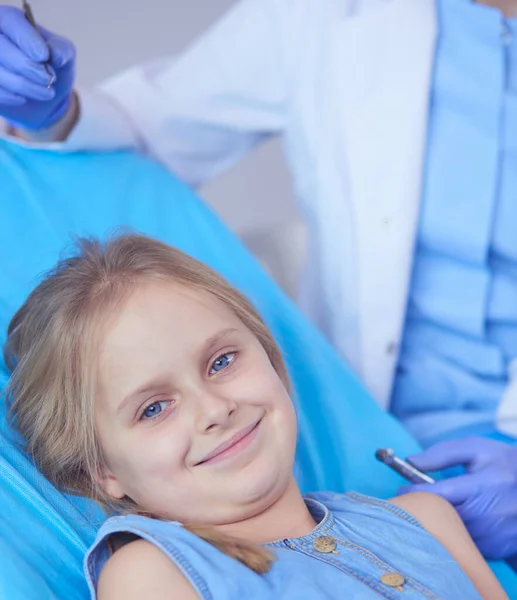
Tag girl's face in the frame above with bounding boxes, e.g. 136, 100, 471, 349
95, 280, 297, 524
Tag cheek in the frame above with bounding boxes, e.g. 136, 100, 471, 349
268, 373, 295, 415
277, 394, 298, 449
102, 425, 189, 487
259, 374, 297, 445
241, 357, 289, 404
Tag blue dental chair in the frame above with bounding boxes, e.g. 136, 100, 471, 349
1, 139, 516, 598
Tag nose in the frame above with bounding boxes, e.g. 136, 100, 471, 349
193, 388, 238, 433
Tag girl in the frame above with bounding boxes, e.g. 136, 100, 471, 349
4, 234, 506, 600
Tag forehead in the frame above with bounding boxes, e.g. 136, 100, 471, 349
101, 280, 244, 353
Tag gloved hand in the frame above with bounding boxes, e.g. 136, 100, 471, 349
400, 437, 517, 560
0, 6, 76, 130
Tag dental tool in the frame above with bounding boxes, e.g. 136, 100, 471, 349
375, 448, 436, 485
22, 0, 55, 88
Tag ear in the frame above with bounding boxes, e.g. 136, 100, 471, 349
95, 464, 126, 500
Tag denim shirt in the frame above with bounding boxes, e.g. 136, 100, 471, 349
392, 0, 517, 444
85, 492, 482, 599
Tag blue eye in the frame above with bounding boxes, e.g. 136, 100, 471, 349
210, 352, 236, 375
141, 400, 170, 420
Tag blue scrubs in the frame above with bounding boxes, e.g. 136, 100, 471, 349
392, 0, 517, 446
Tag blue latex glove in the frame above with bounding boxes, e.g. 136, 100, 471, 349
0, 6, 75, 130
400, 437, 517, 560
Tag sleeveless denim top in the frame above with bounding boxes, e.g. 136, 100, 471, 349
85, 492, 482, 599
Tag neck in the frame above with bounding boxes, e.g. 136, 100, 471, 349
216, 476, 317, 544
476, 0, 517, 17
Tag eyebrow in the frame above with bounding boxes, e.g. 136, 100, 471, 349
116, 327, 240, 415
203, 327, 239, 355
117, 380, 170, 416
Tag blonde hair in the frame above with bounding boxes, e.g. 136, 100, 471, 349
4, 233, 288, 573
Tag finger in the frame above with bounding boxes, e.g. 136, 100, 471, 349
0, 86, 26, 106
399, 474, 479, 505
475, 523, 517, 560
0, 65, 55, 101
46, 36, 75, 70
37, 28, 75, 69
466, 517, 499, 542
0, 34, 51, 85
0, 7, 48, 62
407, 438, 484, 472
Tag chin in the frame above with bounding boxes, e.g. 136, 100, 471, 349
235, 457, 290, 507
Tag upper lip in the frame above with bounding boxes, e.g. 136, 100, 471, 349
196, 420, 260, 465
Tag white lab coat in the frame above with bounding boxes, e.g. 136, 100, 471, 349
3, 0, 439, 409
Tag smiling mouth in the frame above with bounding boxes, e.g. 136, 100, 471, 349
195, 419, 262, 466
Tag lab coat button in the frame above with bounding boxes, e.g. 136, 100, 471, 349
380, 572, 405, 588
508, 358, 517, 381
502, 22, 512, 45
313, 536, 337, 553
386, 342, 398, 355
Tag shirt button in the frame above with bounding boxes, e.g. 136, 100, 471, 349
380, 572, 405, 588
313, 536, 338, 553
